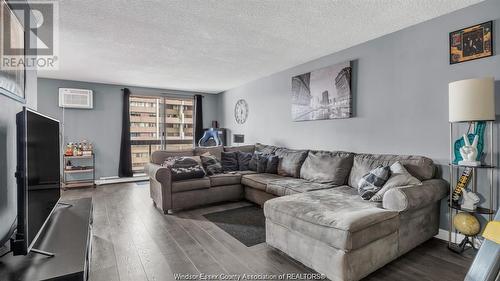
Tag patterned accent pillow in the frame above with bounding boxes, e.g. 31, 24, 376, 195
370, 162, 422, 202
357, 165, 391, 200
237, 151, 252, 171
162, 157, 206, 181
221, 151, 239, 172
200, 155, 223, 175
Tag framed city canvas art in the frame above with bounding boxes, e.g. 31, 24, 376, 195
291, 61, 352, 121
450, 21, 493, 64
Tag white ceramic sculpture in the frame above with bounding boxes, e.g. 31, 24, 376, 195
461, 189, 480, 211
459, 134, 481, 166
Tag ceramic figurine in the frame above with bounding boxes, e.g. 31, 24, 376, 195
458, 134, 481, 166
461, 189, 480, 211
453, 121, 485, 164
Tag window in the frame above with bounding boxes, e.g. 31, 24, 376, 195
129, 95, 195, 174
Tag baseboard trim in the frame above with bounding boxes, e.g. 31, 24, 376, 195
95, 175, 148, 186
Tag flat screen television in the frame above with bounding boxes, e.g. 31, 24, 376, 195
13, 107, 60, 255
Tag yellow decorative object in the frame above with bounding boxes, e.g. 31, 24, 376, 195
482, 221, 500, 244
453, 212, 480, 236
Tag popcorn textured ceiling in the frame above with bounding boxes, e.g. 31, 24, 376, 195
39, 0, 483, 93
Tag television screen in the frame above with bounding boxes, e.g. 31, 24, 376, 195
16, 108, 60, 253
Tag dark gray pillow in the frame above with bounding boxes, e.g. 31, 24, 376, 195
237, 151, 252, 171
275, 149, 309, 178
221, 151, 239, 172
358, 165, 391, 200
200, 155, 223, 175
162, 157, 206, 181
249, 153, 268, 173
300, 151, 354, 185
265, 155, 279, 174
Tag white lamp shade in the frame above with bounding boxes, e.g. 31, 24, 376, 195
449, 77, 495, 122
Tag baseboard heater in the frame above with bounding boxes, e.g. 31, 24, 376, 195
95, 175, 148, 186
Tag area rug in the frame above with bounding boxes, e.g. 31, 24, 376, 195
203, 205, 266, 247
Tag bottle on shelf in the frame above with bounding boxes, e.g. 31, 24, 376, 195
65, 160, 72, 170
65, 143, 74, 156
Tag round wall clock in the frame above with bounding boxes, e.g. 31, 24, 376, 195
234, 99, 248, 124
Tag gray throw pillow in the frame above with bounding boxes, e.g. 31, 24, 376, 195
237, 151, 252, 171
200, 155, 223, 175
248, 153, 268, 173
300, 151, 354, 185
370, 162, 422, 202
357, 165, 391, 200
221, 151, 239, 172
265, 155, 279, 174
162, 157, 206, 181
275, 149, 309, 178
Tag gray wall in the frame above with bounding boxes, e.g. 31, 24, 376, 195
0, 62, 38, 245
38, 78, 218, 179
218, 0, 500, 230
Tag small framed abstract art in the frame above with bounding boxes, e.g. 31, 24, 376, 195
450, 21, 493, 65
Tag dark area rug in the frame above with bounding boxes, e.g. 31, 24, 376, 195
203, 205, 266, 247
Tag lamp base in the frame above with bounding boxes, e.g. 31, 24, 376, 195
458, 160, 481, 166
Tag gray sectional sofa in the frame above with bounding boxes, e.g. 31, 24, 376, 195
146, 143, 448, 281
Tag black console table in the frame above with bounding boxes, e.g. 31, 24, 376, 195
0, 198, 93, 281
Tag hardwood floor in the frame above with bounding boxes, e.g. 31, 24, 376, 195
62, 183, 472, 281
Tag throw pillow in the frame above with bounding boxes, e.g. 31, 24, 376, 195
162, 157, 206, 181
265, 155, 279, 174
275, 149, 309, 178
221, 151, 239, 172
249, 152, 268, 173
370, 162, 422, 202
200, 155, 223, 175
237, 151, 253, 171
357, 165, 391, 200
300, 150, 354, 185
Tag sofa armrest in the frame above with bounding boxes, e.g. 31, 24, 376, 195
382, 179, 448, 212
146, 162, 172, 184
145, 162, 173, 213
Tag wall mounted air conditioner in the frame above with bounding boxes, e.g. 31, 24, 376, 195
58, 88, 93, 109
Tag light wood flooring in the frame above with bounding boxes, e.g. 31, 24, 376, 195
61, 182, 473, 281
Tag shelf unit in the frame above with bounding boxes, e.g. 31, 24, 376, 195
62, 154, 95, 190
448, 121, 496, 250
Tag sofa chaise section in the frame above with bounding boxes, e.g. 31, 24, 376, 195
265, 187, 400, 281
264, 154, 448, 281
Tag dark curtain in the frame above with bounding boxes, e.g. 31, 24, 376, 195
194, 94, 204, 146
118, 88, 133, 177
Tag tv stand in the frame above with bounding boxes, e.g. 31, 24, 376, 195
30, 248, 55, 257
0, 198, 93, 281
58, 201, 73, 207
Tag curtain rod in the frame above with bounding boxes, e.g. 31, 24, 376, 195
121, 88, 205, 98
